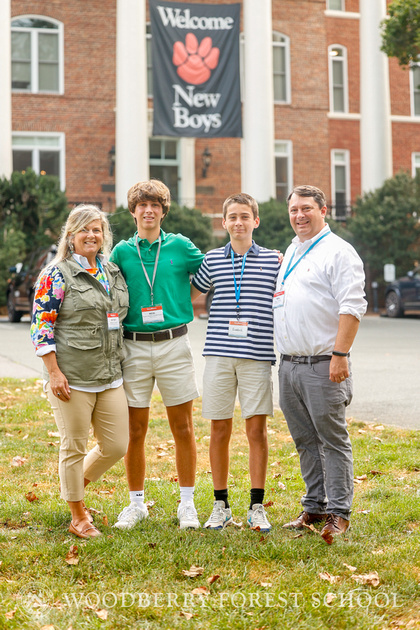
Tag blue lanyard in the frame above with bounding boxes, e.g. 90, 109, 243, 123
282, 230, 330, 285
231, 249, 248, 317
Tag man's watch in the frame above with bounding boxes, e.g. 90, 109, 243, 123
332, 350, 349, 357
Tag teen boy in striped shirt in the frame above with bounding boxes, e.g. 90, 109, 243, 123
191, 193, 280, 531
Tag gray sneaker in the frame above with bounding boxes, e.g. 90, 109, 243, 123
204, 500, 233, 530
113, 503, 149, 530
247, 504, 271, 532
177, 502, 200, 529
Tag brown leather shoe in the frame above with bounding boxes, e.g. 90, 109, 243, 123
283, 510, 327, 530
320, 513, 349, 544
69, 520, 101, 539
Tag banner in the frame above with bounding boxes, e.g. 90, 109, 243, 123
150, 0, 242, 138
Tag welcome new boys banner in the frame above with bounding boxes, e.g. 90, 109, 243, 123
150, 0, 242, 138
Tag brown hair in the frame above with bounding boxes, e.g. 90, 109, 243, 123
287, 185, 327, 210
127, 179, 171, 218
222, 193, 259, 219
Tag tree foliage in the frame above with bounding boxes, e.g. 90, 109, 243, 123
109, 201, 216, 252
381, 0, 420, 66
0, 169, 69, 306
347, 171, 420, 296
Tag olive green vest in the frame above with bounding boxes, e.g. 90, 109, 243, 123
43, 258, 129, 388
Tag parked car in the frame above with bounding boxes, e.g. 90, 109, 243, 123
6, 246, 57, 322
384, 266, 420, 318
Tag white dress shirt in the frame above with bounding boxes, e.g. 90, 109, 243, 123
274, 225, 367, 356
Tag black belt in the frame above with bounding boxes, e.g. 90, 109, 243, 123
124, 324, 188, 343
281, 354, 332, 364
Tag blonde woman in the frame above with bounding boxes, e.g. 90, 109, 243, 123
31, 205, 129, 539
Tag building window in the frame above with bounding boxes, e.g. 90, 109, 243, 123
149, 138, 179, 202
12, 132, 65, 189
273, 33, 290, 103
275, 141, 293, 202
328, 45, 348, 113
410, 64, 420, 117
331, 149, 350, 219
11, 16, 63, 93
146, 22, 153, 97
412, 153, 420, 177
327, 0, 345, 10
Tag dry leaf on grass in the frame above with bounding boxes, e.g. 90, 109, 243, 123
102, 515, 108, 526
191, 587, 208, 596
288, 452, 297, 458
270, 461, 281, 467
351, 571, 380, 587
273, 473, 282, 479
343, 562, 357, 572
25, 491, 38, 502
278, 482, 286, 490
355, 475, 368, 481
11, 456, 27, 467
5, 610, 16, 619
325, 593, 336, 605
148, 542, 157, 548
145, 500, 155, 508
263, 501, 274, 508
370, 470, 383, 475
319, 572, 340, 584
180, 611, 194, 619
65, 545, 79, 565
40, 626, 55, 630
48, 431, 60, 438
207, 574, 220, 584
260, 582, 272, 587
182, 565, 204, 578
96, 609, 108, 620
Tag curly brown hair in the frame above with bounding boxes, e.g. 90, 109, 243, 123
127, 179, 171, 218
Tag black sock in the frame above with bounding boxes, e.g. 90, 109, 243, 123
214, 489, 229, 509
250, 488, 265, 509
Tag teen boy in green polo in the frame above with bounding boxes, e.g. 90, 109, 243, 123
110, 179, 204, 530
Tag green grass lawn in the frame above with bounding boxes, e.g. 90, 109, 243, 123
1, 378, 420, 630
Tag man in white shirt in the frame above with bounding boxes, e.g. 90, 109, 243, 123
273, 185, 367, 544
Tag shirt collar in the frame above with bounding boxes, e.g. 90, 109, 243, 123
224, 240, 260, 257
136, 228, 167, 246
292, 224, 331, 250
71, 253, 108, 269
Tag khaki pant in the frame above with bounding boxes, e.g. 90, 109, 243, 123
47, 384, 129, 501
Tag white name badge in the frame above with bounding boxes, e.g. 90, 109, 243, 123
228, 320, 249, 338
273, 290, 285, 309
141, 305, 164, 324
107, 312, 120, 330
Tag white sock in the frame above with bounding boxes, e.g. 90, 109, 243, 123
180, 486, 195, 505
129, 490, 144, 507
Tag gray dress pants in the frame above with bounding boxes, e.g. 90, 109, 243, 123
279, 357, 353, 520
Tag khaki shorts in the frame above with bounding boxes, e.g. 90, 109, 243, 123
202, 355, 274, 420
122, 334, 199, 408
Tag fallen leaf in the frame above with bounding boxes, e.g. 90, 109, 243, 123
145, 500, 155, 508
25, 491, 38, 502
357, 509, 370, 515
22, 434, 29, 440
191, 587, 208, 595
355, 475, 368, 481
263, 501, 274, 507
325, 593, 336, 605
273, 473, 282, 479
48, 431, 60, 437
88, 507, 101, 515
180, 611, 194, 619
102, 515, 108, 526
11, 455, 27, 467
182, 565, 204, 578
319, 572, 340, 584
354, 479, 364, 484
148, 542, 157, 548
231, 520, 243, 528
207, 574, 220, 584
372, 550, 384, 555
222, 546, 226, 554
343, 562, 357, 572
65, 545, 79, 565
251, 525, 261, 531
270, 461, 281, 467
96, 609, 108, 620
373, 437, 382, 442
373, 425, 385, 430
5, 432, 13, 437
293, 533, 303, 538
278, 482, 286, 490
40, 626, 55, 630
358, 429, 367, 434
370, 470, 383, 475
351, 571, 380, 587
288, 452, 297, 458
5, 610, 16, 619
260, 582, 272, 587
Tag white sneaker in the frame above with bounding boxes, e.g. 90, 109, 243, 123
113, 503, 149, 530
177, 502, 200, 529
204, 500, 233, 530
247, 504, 271, 532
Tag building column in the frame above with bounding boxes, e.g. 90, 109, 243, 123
116, 0, 149, 207
242, 0, 275, 202
0, 0, 12, 179
360, 0, 392, 193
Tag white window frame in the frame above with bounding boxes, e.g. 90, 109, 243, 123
274, 140, 293, 202
412, 152, 420, 177
146, 22, 153, 98
410, 63, 420, 117
149, 137, 181, 202
12, 131, 66, 189
327, 0, 345, 10
11, 15, 64, 94
328, 44, 348, 114
273, 32, 291, 104
331, 149, 350, 219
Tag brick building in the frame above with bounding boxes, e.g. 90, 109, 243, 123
1, 0, 420, 235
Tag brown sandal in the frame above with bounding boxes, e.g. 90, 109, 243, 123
69, 520, 101, 539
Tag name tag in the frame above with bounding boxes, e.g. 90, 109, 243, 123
228, 320, 248, 338
142, 305, 164, 324
107, 312, 120, 330
273, 290, 284, 309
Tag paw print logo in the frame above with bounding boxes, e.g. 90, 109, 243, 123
173, 33, 220, 85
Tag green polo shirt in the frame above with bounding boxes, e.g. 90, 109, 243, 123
110, 229, 204, 332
